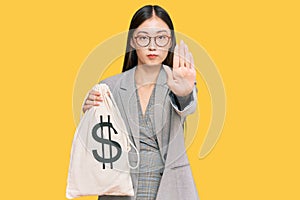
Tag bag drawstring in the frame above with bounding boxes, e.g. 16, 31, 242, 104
101, 84, 140, 170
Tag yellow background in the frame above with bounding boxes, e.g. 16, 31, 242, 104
1, 0, 299, 199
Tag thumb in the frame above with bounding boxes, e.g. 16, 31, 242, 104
162, 65, 175, 87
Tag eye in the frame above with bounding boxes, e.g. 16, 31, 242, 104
157, 35, 167, 40
137, 36, 148, 40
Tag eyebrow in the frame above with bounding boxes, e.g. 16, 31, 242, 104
136, 30, 169, 35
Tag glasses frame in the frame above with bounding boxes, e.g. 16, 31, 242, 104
134, 35, 172, 47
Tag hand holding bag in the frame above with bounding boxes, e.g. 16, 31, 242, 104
66, 83, 139, 199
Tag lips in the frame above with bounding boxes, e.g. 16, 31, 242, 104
147, 54, 158, 59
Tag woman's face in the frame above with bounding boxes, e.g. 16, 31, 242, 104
131, 16, 172, 67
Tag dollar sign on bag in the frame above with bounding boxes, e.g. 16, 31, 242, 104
92, 115, 122, 169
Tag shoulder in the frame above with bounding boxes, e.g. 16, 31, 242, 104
99, 67, 135, 91
99, 73, 123, 91
100, 73, 123, 84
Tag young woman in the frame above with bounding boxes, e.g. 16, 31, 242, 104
83, 5, 199, 200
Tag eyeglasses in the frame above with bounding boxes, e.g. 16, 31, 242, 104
134, 35, 171, 47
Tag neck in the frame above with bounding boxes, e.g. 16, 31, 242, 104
135, 64, 162, 87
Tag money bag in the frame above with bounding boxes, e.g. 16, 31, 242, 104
66, 83, 139, 199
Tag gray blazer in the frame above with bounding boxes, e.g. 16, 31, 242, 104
98, 65, 200, 200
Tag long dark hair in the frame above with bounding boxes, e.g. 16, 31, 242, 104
122, 5, 176, 72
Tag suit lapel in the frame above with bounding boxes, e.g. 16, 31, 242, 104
153, 65, 169, 163
118, 67, 140, 151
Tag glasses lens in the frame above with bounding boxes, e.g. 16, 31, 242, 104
156, 35, 169, 47
136, 36, 149, 47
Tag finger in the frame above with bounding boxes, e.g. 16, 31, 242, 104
83, 104, 93, 113
162, 65, 174, 87
186, 49, 191, 69
87, 94, 94, 101
88, 93, 102, 101
85, 99, 93, 105
173, 45, 179, 69
183, 43, 187, 68
86, 99, 102, 105
179, 40, 184, 67
90, 90, 101, 96
190, 52, 195, 69
184, 44, 191, 68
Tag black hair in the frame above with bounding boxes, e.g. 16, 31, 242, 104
122, 5, 176, 72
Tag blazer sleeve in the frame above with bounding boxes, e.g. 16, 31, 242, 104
169, 82, 198, 118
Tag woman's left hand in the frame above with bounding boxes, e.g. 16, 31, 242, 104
163, 40, 196, 97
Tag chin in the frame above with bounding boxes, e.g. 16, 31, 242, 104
148, 62, 161, 65
146, 60, 164, 66
138, 58, 164, 67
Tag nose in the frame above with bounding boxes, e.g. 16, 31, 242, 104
148, 38, 156, 50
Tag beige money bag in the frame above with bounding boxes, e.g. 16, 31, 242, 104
66, 83, 139, 199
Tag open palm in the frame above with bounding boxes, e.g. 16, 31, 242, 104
163, 40, 196, 97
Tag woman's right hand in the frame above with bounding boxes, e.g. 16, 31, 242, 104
82, 90, 103, 113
